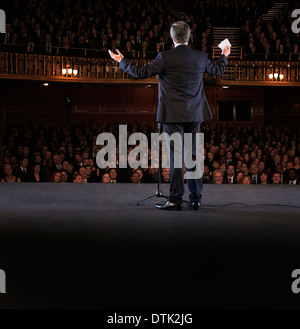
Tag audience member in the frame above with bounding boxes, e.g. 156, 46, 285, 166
1, 164, 21, 182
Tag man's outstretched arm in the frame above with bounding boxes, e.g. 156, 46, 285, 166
205, 46, 230, 76
108, 49, 165, 79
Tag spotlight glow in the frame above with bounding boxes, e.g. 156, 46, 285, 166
62, 68, 67, 75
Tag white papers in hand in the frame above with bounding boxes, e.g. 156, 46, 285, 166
218, 39, 231, 50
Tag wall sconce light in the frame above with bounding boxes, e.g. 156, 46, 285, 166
62, 67, 78, 77
269, 69, 283, 81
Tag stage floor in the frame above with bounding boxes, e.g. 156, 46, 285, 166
0, 183, 300, 309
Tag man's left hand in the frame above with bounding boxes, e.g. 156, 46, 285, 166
108, 49, 124, 63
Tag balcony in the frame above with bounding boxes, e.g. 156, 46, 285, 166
0, 50, 299, 86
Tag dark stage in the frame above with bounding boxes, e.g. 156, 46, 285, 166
0, 183, 300, 309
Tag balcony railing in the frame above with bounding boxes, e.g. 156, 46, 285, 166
219, 61, 300, 84
0, 51, 299, 85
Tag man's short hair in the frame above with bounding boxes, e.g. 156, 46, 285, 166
213, 169, 223, 177
170, 21, 190, 44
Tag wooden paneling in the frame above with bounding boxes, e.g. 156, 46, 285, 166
45, 86, 67, 112
264, 86, 300, 127
20, 85, 43, 111
132, 85, 156, 113
72, 85, 100, 112
213, 86, 264, 125
2, 79, 295, 128
103, 85, 129, 112
216, 86, 256, 99
0, 87, 3, 112
5, 85, 20, 111
204, 86, 216, 115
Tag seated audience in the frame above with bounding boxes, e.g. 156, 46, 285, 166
0, 121, 299, 186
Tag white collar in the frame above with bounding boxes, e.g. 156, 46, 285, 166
174, 43, 188, 48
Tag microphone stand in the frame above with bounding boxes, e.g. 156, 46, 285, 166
136, 123, 168, 206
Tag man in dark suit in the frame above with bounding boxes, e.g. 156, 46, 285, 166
109, 21, 230, 210
13, 157, 30, 182
250, 163, 261, 184
224, 164, 236, 184
283, 169, 300, 185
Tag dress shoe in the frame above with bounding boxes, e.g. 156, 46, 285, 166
190, 202, 201, 210
155, 200, 183, 210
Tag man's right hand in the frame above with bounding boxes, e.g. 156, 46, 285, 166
222, 46, 230, 57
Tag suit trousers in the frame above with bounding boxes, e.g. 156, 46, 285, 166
162, 122, 203, 204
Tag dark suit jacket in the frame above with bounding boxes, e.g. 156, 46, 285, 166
283, 179, 300, 185
251, 174, 261, 184
119, 45, 227, 123
13, 167, 29, 182
224, 174, 237, 184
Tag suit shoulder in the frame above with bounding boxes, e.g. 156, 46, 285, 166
162, 48, 174, 55
190, 48, 208, 58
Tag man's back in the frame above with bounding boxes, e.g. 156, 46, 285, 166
119, 45, 227, 123
157, 45, 226, 123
